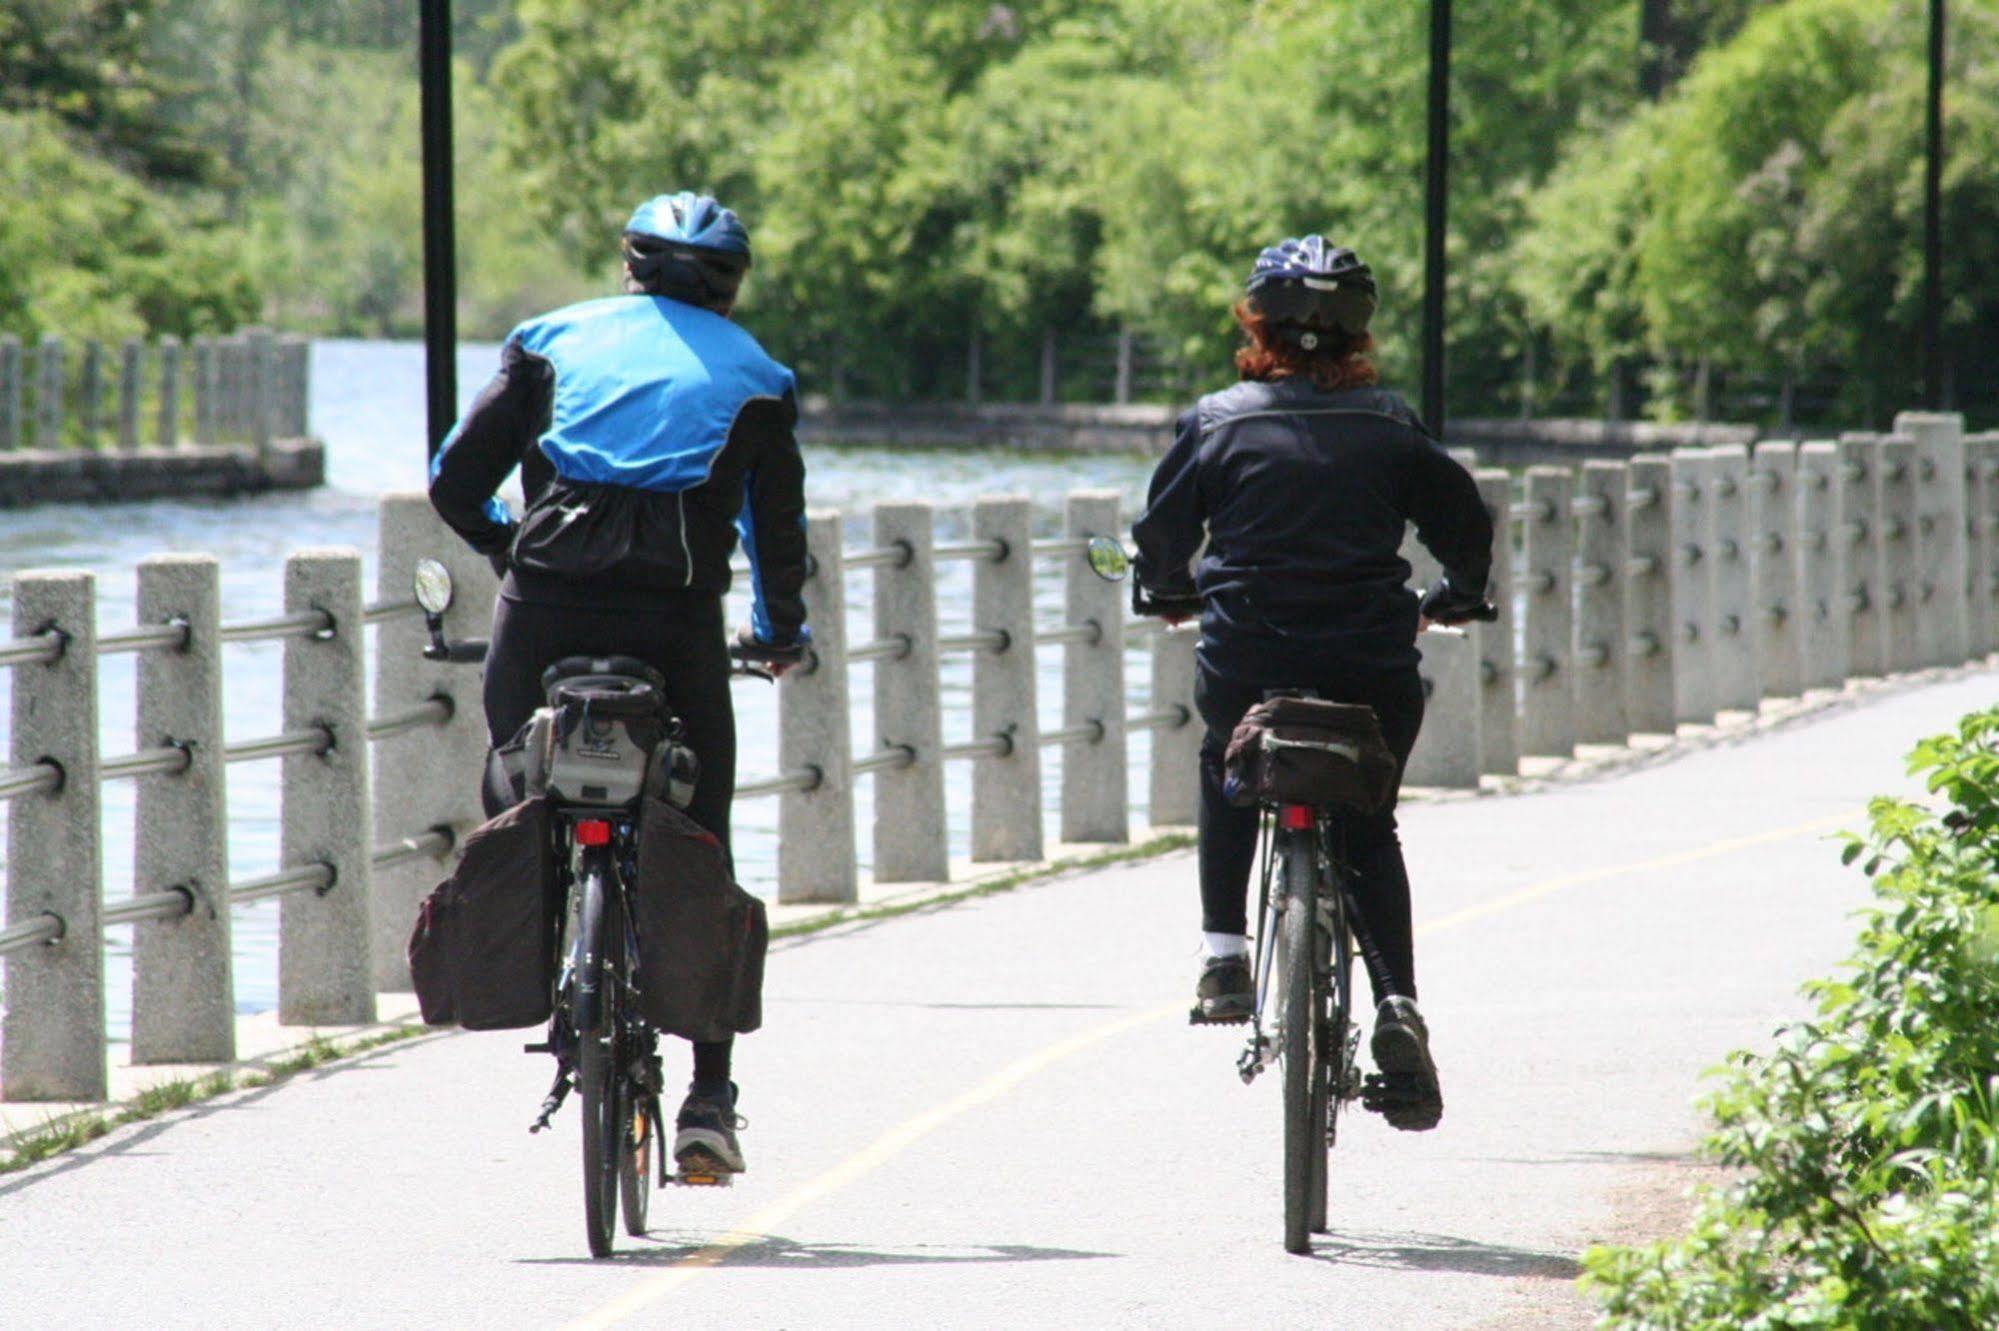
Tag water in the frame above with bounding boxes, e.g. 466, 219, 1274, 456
0, 339, 1162, 1041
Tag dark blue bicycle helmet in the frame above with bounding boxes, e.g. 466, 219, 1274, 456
622, 192, 752, 310
1244, 236, 1377, 348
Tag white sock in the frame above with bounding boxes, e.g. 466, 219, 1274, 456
1203, 931, 1249, 960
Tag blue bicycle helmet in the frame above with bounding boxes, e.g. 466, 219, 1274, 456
1244, 236, 1377, 347
622, 192, 751, 309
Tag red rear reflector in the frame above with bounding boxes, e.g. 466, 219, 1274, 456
1279, 805, 1315, 831
574, 819, 612, 846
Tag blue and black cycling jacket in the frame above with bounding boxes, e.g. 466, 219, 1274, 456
429, 294, 809, 646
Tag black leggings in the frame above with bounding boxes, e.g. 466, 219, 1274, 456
1196, 661, 1425, 1005
484, 591, 737, 1088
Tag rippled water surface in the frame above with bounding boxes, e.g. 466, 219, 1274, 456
0, 339, 1164, 1039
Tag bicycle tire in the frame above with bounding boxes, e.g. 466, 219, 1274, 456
1279, 834, 1322, 1256
1312, 857, 1351, 1234
574, 859, 619, 1259
619, 1081, 655, 1237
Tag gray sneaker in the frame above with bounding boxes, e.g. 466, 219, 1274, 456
674, 1083, 747, 1175
1190, 955, 1254, 1025
1362, 996, 1443, 1131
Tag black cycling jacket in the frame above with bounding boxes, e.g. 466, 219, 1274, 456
1132, 378, 1492, 676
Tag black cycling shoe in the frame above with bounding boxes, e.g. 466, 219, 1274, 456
673, 1082, 747, 1175
1362, 996, 1444, 1131
1190, 955, 1255, 1025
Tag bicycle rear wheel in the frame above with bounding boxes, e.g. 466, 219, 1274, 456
573, 859, 619, 1259
619, 1068, 657, 1235
1314, 879, 1356, 1234
1278, 835, 1327, 1256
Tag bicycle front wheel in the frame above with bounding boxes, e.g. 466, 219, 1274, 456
573, 859, 619, 1259
1278, 834, 1327, 1256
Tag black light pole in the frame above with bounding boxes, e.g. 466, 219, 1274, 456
1922, 0, 1945, 409
420, 0, 458, 459
1421, 0, 1451, 436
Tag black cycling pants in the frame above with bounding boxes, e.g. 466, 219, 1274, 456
484, 591, 738, 1088
1196, 661, 1425, 1004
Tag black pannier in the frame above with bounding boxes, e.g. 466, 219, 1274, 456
1222, 696, 1399, 813
407, 796, 560, 1030
630, 797, 768, 1043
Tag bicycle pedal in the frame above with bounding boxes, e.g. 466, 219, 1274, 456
1188, 1007, 1251, 1027
522, 1041, 553, 1054
671, 1172, 731, 1188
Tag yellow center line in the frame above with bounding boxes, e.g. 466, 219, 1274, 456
563, 806, 1856, 1328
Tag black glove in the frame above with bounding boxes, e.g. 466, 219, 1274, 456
732, 624, 807, 665
1133, 582, 1202, 620
482, 524, 517, 581
1418, 573, 1497, 625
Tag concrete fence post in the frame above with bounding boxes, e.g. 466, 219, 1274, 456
370, 496, 500, 986
279, 549, 376, 1025
1473, 469, 1519, 775
779, 512, 857, 903
1061, 491, 1130, 842
1838, 436, 1887, 678
1795, 444, 1848, 690
156, 336, 182, 449
1879, 438, 1922, 675
36, 335, 63, 449
282, 336, 311, 438
193, 336, 217, 444
872, 503, 949, 882
1573, 461, 1630, 745
247, 328, 276, 455
78, 340, 103, 447
1896, 411, 1969, 666
1671, 450, 1715, 724
1970, 438, 1999, 656
1750, 442, 1801, 698
0, 334, 19, 450
970, 497, 1043, 862
117, 338, 143, 450
132, 555, 234, 1063
220, 336, 245, 442
3, 571, 104, 1101
1403, 534, 1481, 787
1708, 445, 1758, 712
1625, 455, 1676, 733
1519, 466, 1575, 758
1148, 626, 1200, 825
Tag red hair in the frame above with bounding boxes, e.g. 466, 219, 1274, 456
1232, 299, 1378, 391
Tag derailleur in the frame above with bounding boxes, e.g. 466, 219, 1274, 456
1237, 1031, 1273, 1085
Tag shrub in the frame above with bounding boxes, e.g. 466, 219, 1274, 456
1584, 706, 1999, 1329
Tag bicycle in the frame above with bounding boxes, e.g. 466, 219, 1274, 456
411, 558, 777, 1258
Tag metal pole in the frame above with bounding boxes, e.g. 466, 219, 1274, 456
420, 0, 458, 458
1421, 0, 1451, 437
1923, 0, 1945, 409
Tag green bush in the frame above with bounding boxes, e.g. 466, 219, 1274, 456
1584, 707, 1999, 1329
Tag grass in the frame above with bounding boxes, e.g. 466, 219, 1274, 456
769, 830, 1196, 941
0, 1024, 427, 1176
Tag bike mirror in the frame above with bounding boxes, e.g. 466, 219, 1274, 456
1085, 536, 1131, 583
412, 558, 455, 616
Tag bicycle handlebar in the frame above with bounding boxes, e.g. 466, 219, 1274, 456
423, 638, 490, 664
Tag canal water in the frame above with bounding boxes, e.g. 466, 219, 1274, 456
0, 340, 1164, 1040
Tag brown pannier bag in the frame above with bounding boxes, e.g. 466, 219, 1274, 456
1222, 696, 1399, 813
407, 796, 559, 1030
630, 797, 768, 1043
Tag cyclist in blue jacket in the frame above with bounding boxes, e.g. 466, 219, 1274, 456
1132, 237, 1493, 1131
430, 192, 807, 1176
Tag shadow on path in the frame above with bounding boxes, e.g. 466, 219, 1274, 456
1309, 1228, 1583, 1281
519, 1235, 1117, 1271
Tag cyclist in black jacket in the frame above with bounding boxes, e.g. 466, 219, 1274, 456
1132, 237, 1493, 1131
430, 192, 808, 1176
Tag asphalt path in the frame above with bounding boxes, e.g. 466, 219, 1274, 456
5, 668, 1993, 1330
